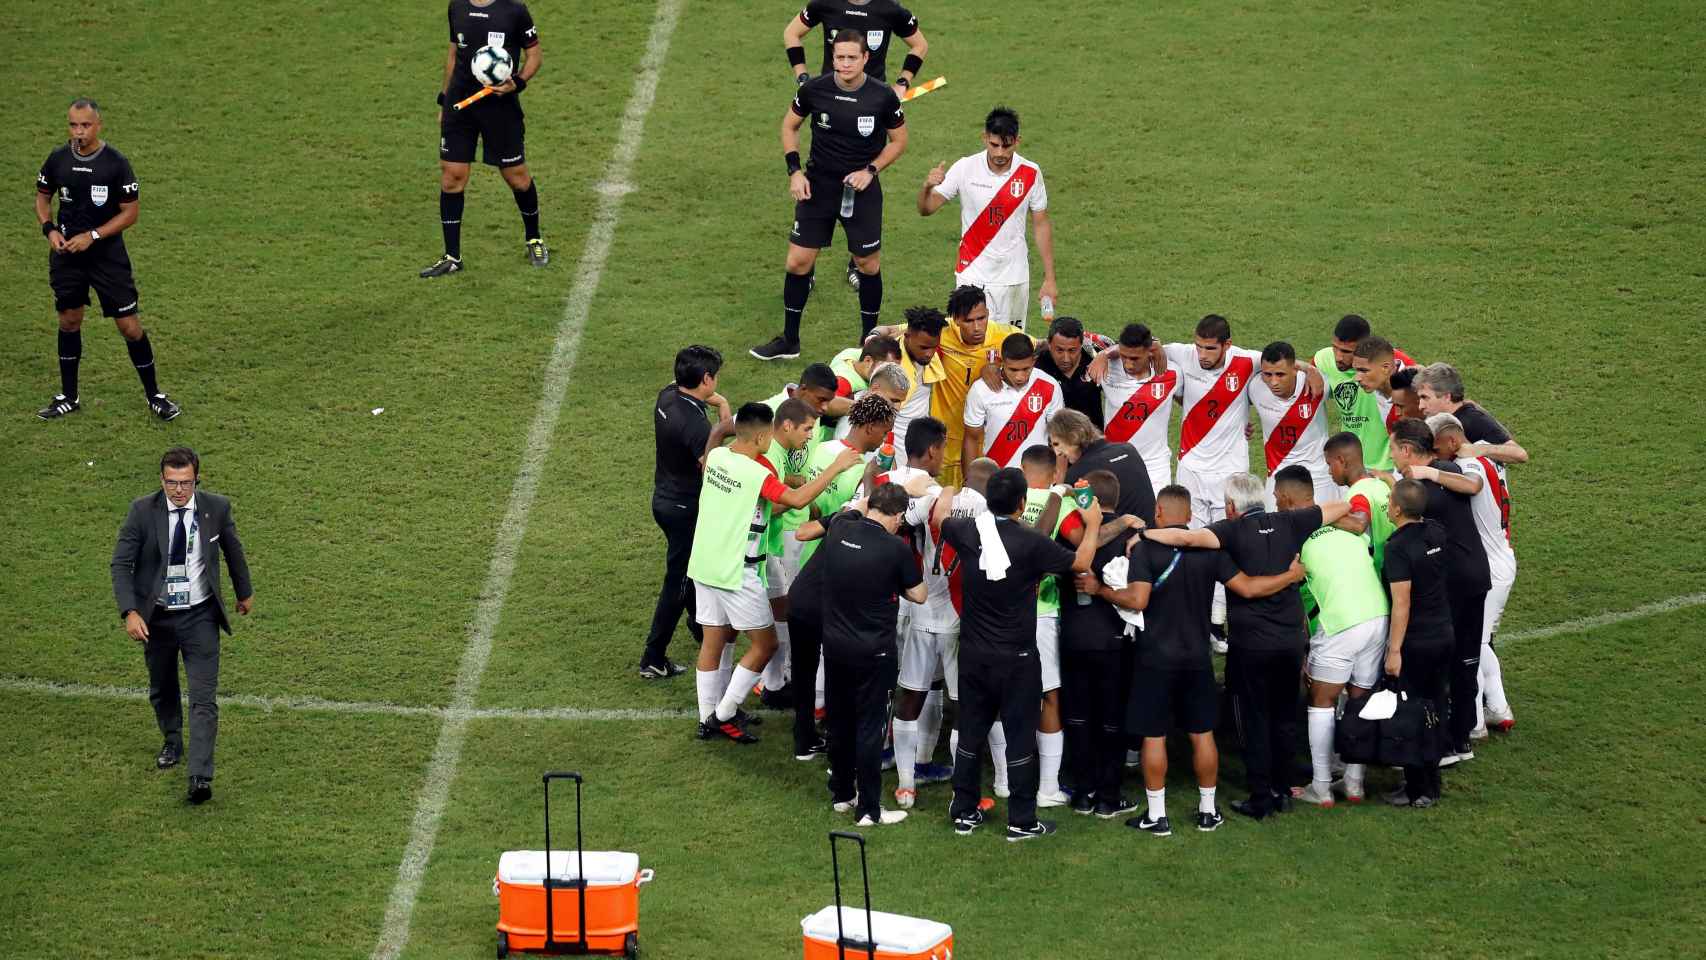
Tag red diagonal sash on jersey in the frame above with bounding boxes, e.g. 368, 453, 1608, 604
1264, 388, 1322, 470
956, 164, 1039, 273
1105, 371, 1177, 444
984, 377, 1056, 466
1384, 395, 1404, 430
1179, 356, 1255, 457
1477, 456, 1513, 544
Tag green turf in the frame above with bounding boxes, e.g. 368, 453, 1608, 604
2, 0, 1704, 956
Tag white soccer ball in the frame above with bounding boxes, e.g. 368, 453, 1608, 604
471, 45, 514, 87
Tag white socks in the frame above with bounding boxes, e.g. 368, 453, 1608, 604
717, 643, 735, 701
917, 689, 943, 764
1198, 786, 1217, 814
1480, 641, 1510, 716
716, 665, 761, 722
1146, 788, 1166, 821
892, 719, 919, 790
695, 669, 721, 723
814, 657, 826, 710
1307, 706, 1335, 784
761, 621, 790, 692
988, 722, 1009, 791
1038, 730, 1064, 795
949, 728, 959, 766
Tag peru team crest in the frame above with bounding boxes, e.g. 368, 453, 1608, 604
856, 115, 876, 136
1151, 383, 1166, 400
1009, 179, 1025, 198
1224, 374, 1240, 391
1026, 394, 1043, 413
1299, 403, 1312, 419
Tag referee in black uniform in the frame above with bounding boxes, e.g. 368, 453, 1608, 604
641, 346, 731, 679
421, 0, 548, 277
752, 29, 909, 362
35, 99, 180, 422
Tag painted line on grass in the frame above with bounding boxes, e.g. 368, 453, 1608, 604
1496, 591, 1706, 647
369, 2, 685, 957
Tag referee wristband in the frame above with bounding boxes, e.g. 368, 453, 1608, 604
41, 221, 57, 237
512, 75, 527, 93
901, 53, 924, 77
787, 46, 807, 68
785, 151, 802, 175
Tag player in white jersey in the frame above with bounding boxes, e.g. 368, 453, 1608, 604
918, 106, 1057, 331
1161, 316, 1264, 527
962, 333, 1063, 469
1427, 413, 1519, 735
1251, 341, 1336, 505
1098, 322, 1177, 497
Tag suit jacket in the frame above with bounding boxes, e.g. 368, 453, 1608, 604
111, 489, 253, 635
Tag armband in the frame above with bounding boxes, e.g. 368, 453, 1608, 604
512, 75, 527, 93
901, 53, 924, 77
785, 151, 803, 175
787, 46, 807, 68
41, 221, 57, 237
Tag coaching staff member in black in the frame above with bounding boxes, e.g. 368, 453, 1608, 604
36, 98, 180, 422
1048, 409, 1155, 526
641, 346, 731, 680
421, 0, 547, 277
940, 467, 1099, 841
112, 447, 253, 805
819, 483, 926, 826
752, 29, 909, 362
1382, 479, 1455, 807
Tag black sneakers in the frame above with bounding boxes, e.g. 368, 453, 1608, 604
419, 254, 463, 278
1126, 813, 1172, 837
1095, 796, 1139, 820
637, 659, 687, 680
793, 737, 828, 761
951, 807, 986, 836
1196, 809, 1226, 832
148, 393, 182, 422
713, 715, 758, 744
525, 239, 549, 267
37, 394, 79, 420
1005, 820, 1057, 843
1071, 792, 1097, 815
750, 336, 802, 361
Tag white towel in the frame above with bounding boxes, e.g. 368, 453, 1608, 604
1099, 555, 1145, 636
974, 512, 1010, 582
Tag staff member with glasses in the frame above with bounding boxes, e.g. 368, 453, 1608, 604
112, 446, 254, 805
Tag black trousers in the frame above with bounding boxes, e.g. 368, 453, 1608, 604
790, 609, 824, 754
825, 652, 895, 820
144, 601, 221, 780
1447, 583, 1488, 745
951, 651, 1042, 826
1060, 648, 1126, 802
642, 499, 701, 665
1228, 645, 1304, 807
1401, 643, 1450, 799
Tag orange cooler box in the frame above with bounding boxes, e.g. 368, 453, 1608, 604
801, 906, 954, 960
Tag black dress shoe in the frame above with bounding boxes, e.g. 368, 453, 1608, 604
156, 741, 181, 769
1230, 798, 1271, 820
187, 777, 212, 805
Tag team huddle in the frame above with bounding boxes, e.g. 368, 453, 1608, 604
652, 306, 1526, 839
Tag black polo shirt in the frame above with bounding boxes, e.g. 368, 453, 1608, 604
1064, 438, 1155, 526
1382, 520, 1455, 650
821, 514, 922, 660
942, 516, 1077, 657
1059, 520, 1136, 652
1454, 402, 1511, 445
653, 385, 712, 505
1419, 459, 1491, 592
1129, 534, 1238, 671
788, 510, 859, 625
1207, 506, 1321, 652
1036, 347, 1103, 428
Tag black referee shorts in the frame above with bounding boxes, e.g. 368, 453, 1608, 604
441, 95, 527, 168
1129, 667, 1218, 738
49, 242, 140, 318
789, 170, 883, 254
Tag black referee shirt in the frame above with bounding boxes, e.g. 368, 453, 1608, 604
799, 0, 919, 81
821, 514, 922, 659
1383, 520, 1455, 650
1207, 506, 1320, 652
38, 143, 138, 238
1036, 347, 1103, 428
942, 516, 1077, 657
791, 73, 904, 178
653, 385, 711, 505
1419, 459, 1491, 592
1064, 439, 1155, 526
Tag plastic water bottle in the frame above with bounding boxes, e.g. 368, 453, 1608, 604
1040, 295, 1056, 321
1070, 479, 1095, 511
876, 441, 896, 471
840, 182, 856, 218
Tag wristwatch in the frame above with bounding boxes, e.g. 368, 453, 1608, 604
896, 76, 910, 89
865, 163, 878, 176
90, 229, 101, 241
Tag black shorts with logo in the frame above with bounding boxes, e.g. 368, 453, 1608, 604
1129, 667, 1219, 737
441, 95, 527, 168
790, 170, 883, 254
49, 240, 140, 318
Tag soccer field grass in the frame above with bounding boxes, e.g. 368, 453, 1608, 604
3, 0, 1704, 957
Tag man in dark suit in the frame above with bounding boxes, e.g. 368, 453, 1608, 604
112, 446, 254, 804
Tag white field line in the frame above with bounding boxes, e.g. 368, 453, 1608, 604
368, 2, 685, 957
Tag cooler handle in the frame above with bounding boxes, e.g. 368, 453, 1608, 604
828, 831, 876, 960
637, 868, 655, 887
542, 771, 587, 950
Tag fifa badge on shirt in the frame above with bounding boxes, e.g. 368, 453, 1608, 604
91, 185, 108, 206
866, 30, 884, 50
856, 115, 876, 136
487, 31, 506, 47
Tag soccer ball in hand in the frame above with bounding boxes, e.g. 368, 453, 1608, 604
471, 45, 514, 87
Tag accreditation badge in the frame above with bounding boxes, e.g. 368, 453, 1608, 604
165, 565, 192, 610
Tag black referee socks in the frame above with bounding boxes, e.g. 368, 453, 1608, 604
57, 329, 81, 400
782, 270, 814, 344
440, 191, 465, 259
513, 183, 541, 242
125, 333, 160, 397
857, 269, 883, 336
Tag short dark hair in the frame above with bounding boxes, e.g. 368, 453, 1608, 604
800, 362, 839, 394
69, 97, 102, 116
868, 481, 910, 518
1274, 465, 1315, 499
1118, 323, 1154, 349
1333, 314, 1370, 343
735, 402, 774, 428
984, 106, 1019, 141
861, 337, 901, 362
674, 345, 722, 388
1353, 335, 1395, 361
1047, 316, 1084, 342
1261, 340, 1296, 364
1390, 367, 1418, 391
1195, 314, 1232, 343
160, 446, 199, 476
1083, 469, 1121, 511
1323, 431, 1363, 457
947, 284, 987, 319
985, 467, 1028, 515
848, 393, 895, 428
1390, 418, 1435, 455
1156, 483, 1192, 513
1392, 478, 1429, 520
904, 305, 947, 336
1020, 445, 1056, 471
1000, 332, 1034, 362
776, 397, 816, 428
832, 28, 867, 50
905, 416, 947, 459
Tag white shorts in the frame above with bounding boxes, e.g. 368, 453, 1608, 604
1482, 577, 1514, 646
1036, 615, 1061, 693
694, 567, 775, 632
1144, 454, 1172, 500
963, 277, 1029, 332
1308, 616, 1388, 688
1174, 463, 1233, 529
764, 535, 805, 600
1263, 463, 1341, 511
899, 621, 959, 699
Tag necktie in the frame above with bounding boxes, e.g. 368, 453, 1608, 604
170, 509, 188, 565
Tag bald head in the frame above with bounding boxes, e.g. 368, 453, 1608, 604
964, 457, 998, 494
